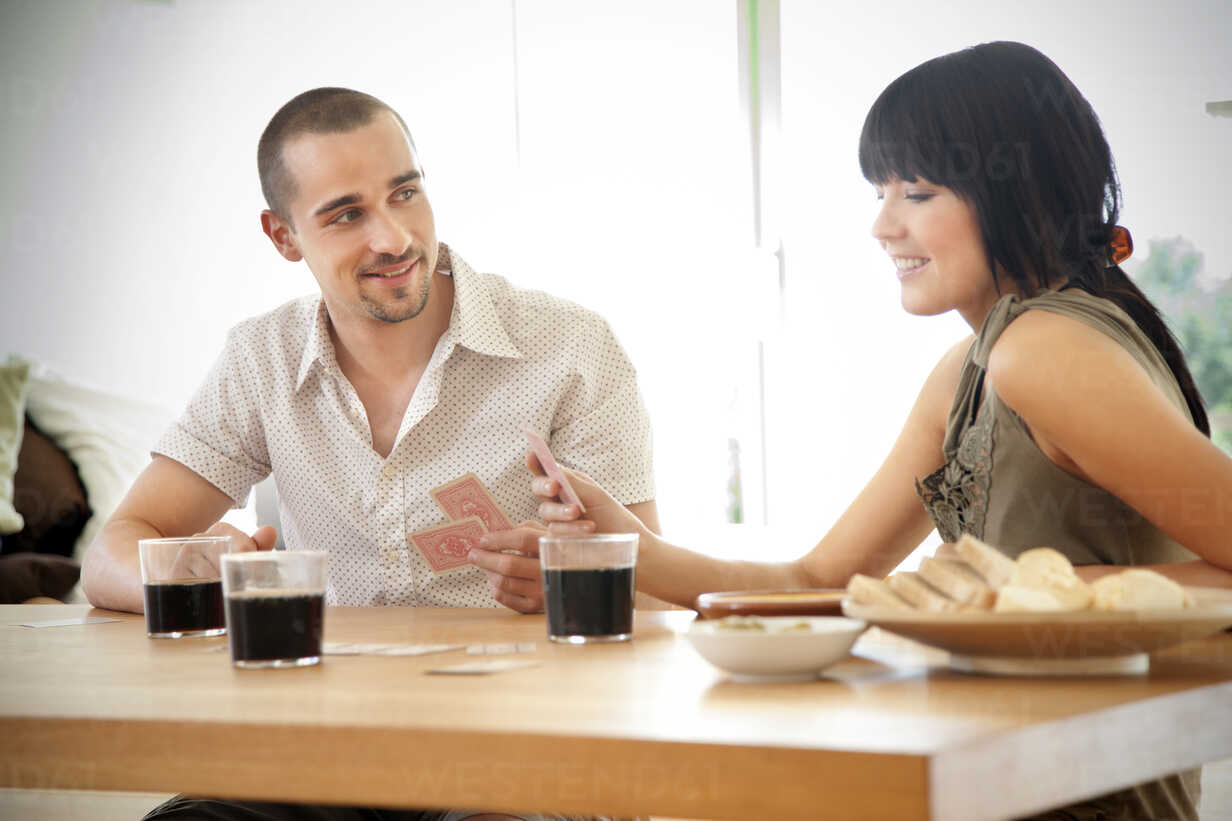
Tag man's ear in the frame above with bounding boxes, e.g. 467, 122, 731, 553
261, 210, 303, 262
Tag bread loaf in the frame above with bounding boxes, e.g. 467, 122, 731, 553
919, 556, 996, 609
846, 573, 913, 610
887, 571, 961, 612
1091, 568, 1191, 611
954, 534, 1016, 590
994, 585, 1068, 613
1008, 547, 1093, 611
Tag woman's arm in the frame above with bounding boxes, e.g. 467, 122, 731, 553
533, 337, 973, 608
988, 309, 1232, 584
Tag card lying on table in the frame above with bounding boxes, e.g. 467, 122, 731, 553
425, 659, 541, 675
523, 428, 586, 513
323, 642, 464, 656
466, 642, 537, 655
20, 616, 121, 628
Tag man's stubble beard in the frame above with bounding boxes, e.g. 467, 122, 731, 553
360, 272, 433, 323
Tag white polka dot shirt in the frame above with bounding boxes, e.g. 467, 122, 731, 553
154, 245, 655, 607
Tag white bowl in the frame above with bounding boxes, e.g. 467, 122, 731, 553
685, 616, 867, 682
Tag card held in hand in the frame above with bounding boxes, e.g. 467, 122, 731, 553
523, 428, 586, 513
409, 516, 488, 574
430, 472, 515, 532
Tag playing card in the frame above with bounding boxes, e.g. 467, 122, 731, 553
409, 516, 488, 574
425, 659, 541, 675
20, 617, 121, 628
324, 642, 464, 656
523, 428, 586, 513
430, 472, 515, 532
466, 642, 537, 655
371, 643, 464, 656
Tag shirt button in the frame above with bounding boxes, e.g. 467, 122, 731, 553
381, 464, 397, 478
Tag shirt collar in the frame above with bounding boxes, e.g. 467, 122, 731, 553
296, 298, 339, 391
438, 242, 522, 360
294, 242, 521, 392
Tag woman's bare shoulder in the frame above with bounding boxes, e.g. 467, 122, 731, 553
924, 334, 977, 397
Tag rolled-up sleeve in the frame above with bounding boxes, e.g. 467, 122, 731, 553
153, 329, 270, 506
550, 314, 655, 505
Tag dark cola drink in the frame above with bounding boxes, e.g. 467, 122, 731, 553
542, 566, 635, 642
225, 589, 325, 667
144, 579, 225, 637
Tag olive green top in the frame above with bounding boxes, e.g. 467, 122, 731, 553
917, 289, 1199, 566
916, 289, 1201, 820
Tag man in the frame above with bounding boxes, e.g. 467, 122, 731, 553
82, 87, 657, 618
82, 87, 657, 820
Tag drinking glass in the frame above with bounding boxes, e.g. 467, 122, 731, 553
139, 536, 232, 638
539, 534, 638, 644
221, 551, 327, 668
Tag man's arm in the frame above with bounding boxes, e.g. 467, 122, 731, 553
81, 455, 274, 613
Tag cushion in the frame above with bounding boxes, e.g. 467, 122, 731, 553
0, 553, 81, 603
0, 357, 31, 534
23, 362, 177, 561
2, 416, 92, 557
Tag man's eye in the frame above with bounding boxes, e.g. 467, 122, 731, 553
395, 188, 417, 201
332, 209, 361, 224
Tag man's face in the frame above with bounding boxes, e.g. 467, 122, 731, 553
266, 112, 438, 325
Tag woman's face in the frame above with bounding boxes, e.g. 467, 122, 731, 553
870, 177, 1006, 329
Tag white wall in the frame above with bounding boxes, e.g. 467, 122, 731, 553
2, 0, 1228, 560
0, 0, 749, 538
0, 0, 518, 407
760, 0, 1232, 563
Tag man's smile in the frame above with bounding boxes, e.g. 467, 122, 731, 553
361, 256, 419, 286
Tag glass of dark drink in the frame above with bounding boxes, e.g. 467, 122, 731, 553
138, 536, 232, 638
539, 534, 638, 644
221, 551, 326, 669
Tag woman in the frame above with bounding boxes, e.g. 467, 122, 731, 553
474, 41, 1232, 821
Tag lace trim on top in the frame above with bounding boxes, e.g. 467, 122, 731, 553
916, 396, 994, 542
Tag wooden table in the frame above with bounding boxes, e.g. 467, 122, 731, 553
2, 604, 1231, 820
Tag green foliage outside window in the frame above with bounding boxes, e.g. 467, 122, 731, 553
1129, 237, 1232, 454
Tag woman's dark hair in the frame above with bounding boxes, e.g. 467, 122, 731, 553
858, 41, 1209, 435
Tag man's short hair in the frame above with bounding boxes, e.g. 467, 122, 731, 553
257, 87, 415, 224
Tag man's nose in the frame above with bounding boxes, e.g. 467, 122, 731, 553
367, 209, 413, 256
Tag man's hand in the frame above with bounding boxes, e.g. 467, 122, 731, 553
196, 522, 279, 553
166, 523, 278, 579
83, 456, 276, 614
468, 523, 549, 614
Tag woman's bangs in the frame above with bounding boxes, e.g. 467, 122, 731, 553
859, 79, 951, 186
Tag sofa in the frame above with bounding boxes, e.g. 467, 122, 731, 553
0, 355, 258, 604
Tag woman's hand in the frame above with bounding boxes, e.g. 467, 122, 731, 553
468, 453, 655, 613
525, 451, 651, 539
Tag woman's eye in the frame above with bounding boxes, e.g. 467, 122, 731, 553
906, 193, 934, 202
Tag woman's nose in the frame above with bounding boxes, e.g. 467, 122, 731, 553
870, 200, 902, 243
